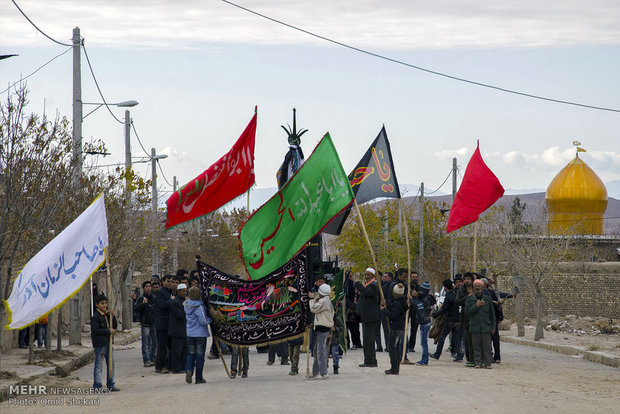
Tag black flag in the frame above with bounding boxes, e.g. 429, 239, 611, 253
323, 126, 401, 235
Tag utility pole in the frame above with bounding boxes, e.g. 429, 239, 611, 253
151, 148, 159, 276
71, 27, 82, 189
69, 27, 83, 346
419, 182, 424, 277
172, 176, 179, 271
450, 157, 457, 279
124, 110, 133, 328
125, 110, 132, 187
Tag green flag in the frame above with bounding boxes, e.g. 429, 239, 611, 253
240, 133, 354, 280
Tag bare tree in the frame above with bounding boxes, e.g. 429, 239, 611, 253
0, 86, 75, 369
477, 200, 574, 341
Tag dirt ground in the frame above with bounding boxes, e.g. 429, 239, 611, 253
2, 339, 619, 414
503, 317, 620, 357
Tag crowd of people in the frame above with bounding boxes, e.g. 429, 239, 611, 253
89, 266, 515, 390
341, 267, 516, 374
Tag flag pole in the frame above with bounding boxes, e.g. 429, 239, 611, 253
353, 199, 385, 303
305, 326, 311, 378
105, 248, 114, 379
473, 220, 479, 271
90, 278, 94, 319
399, 199, 412, 363
214, 336, 232, 378
342, 295, 347, 355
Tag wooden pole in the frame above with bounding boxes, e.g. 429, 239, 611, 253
305, 327, 311, 378
400, 198, 412, 363
353, 199, 385, 303
473, 220, 479, 271
214, 337, 232, 378
342, 296, 347, 354
105, 248, 114, 379
241, 189, 252, 280
326, 334, 333, 363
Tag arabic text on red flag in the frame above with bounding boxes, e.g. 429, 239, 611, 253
446, 142, 504, 233
165, 111, 257, 229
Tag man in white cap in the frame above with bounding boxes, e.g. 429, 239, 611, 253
309, 283, 334, 379
168, 283, 188, 373
355, 268, 380, 367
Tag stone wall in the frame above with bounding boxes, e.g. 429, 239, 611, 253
496, 262, 620, 319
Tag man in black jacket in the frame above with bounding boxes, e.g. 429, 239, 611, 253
408, 271, 420, 353
154, 274, 174, 373
380, 271, 393, 352
344, 271, 362, 350
91, 295, 119, 391
354, 268, 380, 367
381, 283, 407, 375
168, 283, 188, 373
134, 280, 156, 367
430, 279, 463, 361
455, 272, 475, 367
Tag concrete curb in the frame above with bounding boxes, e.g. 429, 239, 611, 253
0, 330, 141, 403
501, 335, 619, 368
54, 330, 142, 377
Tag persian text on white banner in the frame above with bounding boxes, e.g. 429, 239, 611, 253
6, 195, 109, 329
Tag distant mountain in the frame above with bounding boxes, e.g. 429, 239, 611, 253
606, 180, 620, 200
399, 192, 620, 234
220, 183, 446, 212
221, 183, 620, 234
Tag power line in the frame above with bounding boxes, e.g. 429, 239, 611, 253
0, 46, 72, 95
130, 121, 153, 158
222, 0, 620, 114
157, 160, 173, 187
81, 44, 124, 125
426, 169, 453, 195
11, 0, 72, 47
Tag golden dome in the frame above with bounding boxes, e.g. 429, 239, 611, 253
546, 155, 607, 235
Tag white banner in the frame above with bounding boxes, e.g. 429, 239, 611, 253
6, 195, 108, 329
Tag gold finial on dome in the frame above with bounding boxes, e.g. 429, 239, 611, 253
572, 140, 586, 158
546, 147, 607, 235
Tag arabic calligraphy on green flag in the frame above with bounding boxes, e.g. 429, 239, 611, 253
239, 133, 354, 280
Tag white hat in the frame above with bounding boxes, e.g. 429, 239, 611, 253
393, 283, 405, 296
177, 283, 188, 290
318, 284, 331, 297
365, 268, 376, 275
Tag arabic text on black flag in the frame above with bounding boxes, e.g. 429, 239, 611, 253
198, 252, 311, 346
323, 126, 401, 235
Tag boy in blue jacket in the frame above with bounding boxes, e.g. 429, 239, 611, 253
184, 286, 211, 384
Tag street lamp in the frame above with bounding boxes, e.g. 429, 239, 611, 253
82, 100, 139, 120
68, 98, 139, 345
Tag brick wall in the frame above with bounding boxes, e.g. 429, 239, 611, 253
496, 262, 620, 319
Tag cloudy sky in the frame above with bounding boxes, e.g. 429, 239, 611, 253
1, 0, 619, 201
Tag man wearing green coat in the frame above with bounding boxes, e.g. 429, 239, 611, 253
465, 278, 496, 369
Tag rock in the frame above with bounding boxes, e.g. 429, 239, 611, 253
499, 320, 512, 331
593, 319, 615, 334
55, 365, 69, 377
565, 315, 577, 320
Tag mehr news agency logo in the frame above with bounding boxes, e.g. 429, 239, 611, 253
7, 385, 107, 406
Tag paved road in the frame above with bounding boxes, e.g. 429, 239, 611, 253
4, 339, 619, 413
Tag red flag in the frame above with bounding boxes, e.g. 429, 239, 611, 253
446, 142, 504, 233
165, 111, 257, 229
